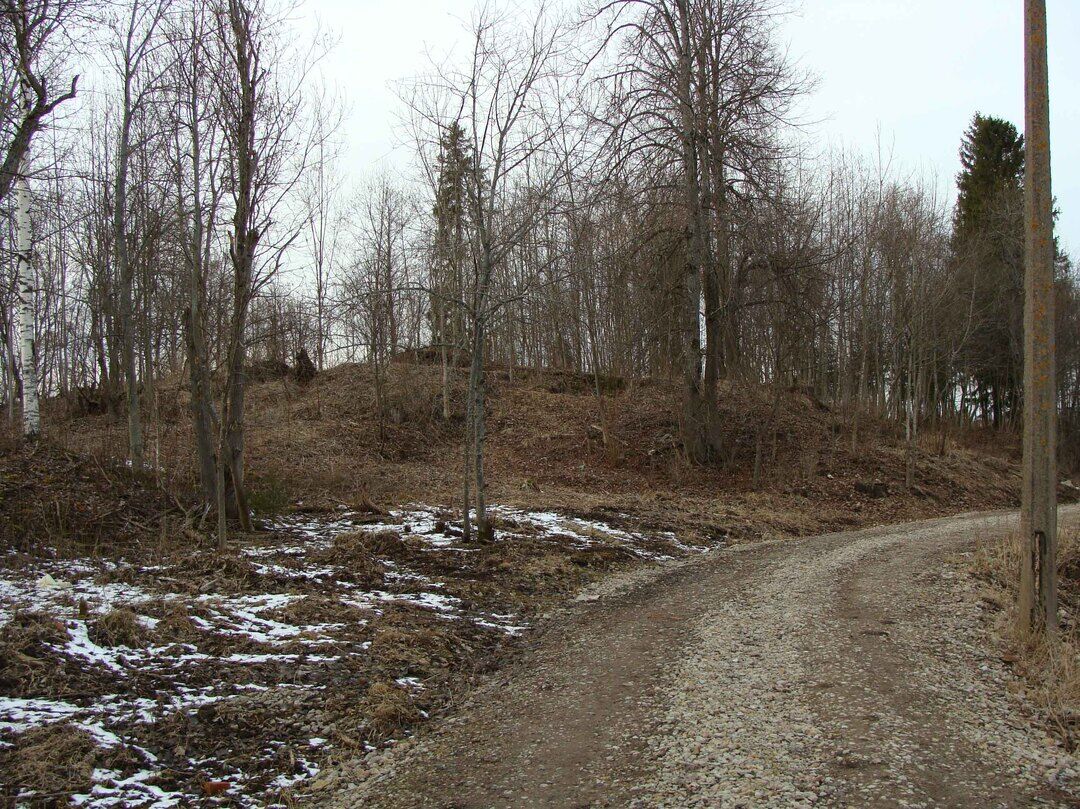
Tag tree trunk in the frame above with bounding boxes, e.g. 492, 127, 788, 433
676, 1, 707, 463
3, 305, 17, 424
15, 171, 39, 440
461, 335, 475, 542
114, 88, 143, 468
473, 321, 490, 542
223, 289, 253, 532
184, 306, 218, 505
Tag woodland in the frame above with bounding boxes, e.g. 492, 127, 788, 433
0, 0, 1078, 805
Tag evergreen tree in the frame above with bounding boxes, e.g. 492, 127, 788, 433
952, 113, 1026, 427
430, 121, 471, 351
955, 113, 1024, 237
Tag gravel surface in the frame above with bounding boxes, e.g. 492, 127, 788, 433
328, 507, 1080, 808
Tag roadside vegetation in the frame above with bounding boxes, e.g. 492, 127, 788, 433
971, 523, 1080, 751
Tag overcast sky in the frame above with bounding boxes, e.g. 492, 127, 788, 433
303, 0, 1079, 255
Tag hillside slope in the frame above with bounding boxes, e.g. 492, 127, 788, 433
53, 360, 1026, 540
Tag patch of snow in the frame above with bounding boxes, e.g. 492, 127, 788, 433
71, 768, 184, 808
0, 696, 82, 733
60, 620, 125, 672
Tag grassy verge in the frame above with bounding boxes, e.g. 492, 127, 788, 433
970, 524, 1080, 750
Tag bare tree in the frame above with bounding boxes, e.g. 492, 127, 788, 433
211, 0, 319, 539
407, 1, 572, 540
109, 0, 172, 468
167, 0, 223, 508
301, 90, 343, 374
594, 0, 803, 462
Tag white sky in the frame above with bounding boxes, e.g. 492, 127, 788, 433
304, 0, 1080, 255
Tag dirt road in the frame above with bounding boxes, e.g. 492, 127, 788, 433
329, 507, 1080, 808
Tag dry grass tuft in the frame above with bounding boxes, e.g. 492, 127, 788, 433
1008, 629, 1080, 749
154, 603, 200, 643
357, 529, 414, 557
91, 608, 149, 648
0, 723, 102, 798
0, 612, 70, 694
170, 550, 273, 594
313, 534, 386, 586
364, 681, 421, 734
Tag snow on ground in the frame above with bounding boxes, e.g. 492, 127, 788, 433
1, 503, 682, 806
275, 503, 698, 558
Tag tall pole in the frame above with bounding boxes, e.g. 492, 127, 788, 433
1019, 0, 1057, 634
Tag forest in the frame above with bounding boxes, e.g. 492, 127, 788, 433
1, 0, 1079, 806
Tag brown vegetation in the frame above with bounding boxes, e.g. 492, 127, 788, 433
971, 526, 1080, 750
43, 361, 1034, 545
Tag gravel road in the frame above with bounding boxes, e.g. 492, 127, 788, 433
328, 507, 1080, 808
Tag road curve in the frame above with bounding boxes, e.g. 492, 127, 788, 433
329, 506, 1080, 808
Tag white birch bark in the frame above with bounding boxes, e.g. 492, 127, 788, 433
16, 169, 40, 440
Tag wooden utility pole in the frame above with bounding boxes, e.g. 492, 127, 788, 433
1018, 0, 1057, 634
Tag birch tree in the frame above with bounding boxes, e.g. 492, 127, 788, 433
14, 153, 36, 437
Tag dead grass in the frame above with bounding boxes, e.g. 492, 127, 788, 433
1009, 630, 1080, 749
90, 607, 150, 648
364, 681, 421, 734
971, 526, 1080, 750
0, 723, 99, 798
369, 608, 463, 678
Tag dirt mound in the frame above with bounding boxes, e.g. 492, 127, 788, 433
45, 360, 1024, 539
